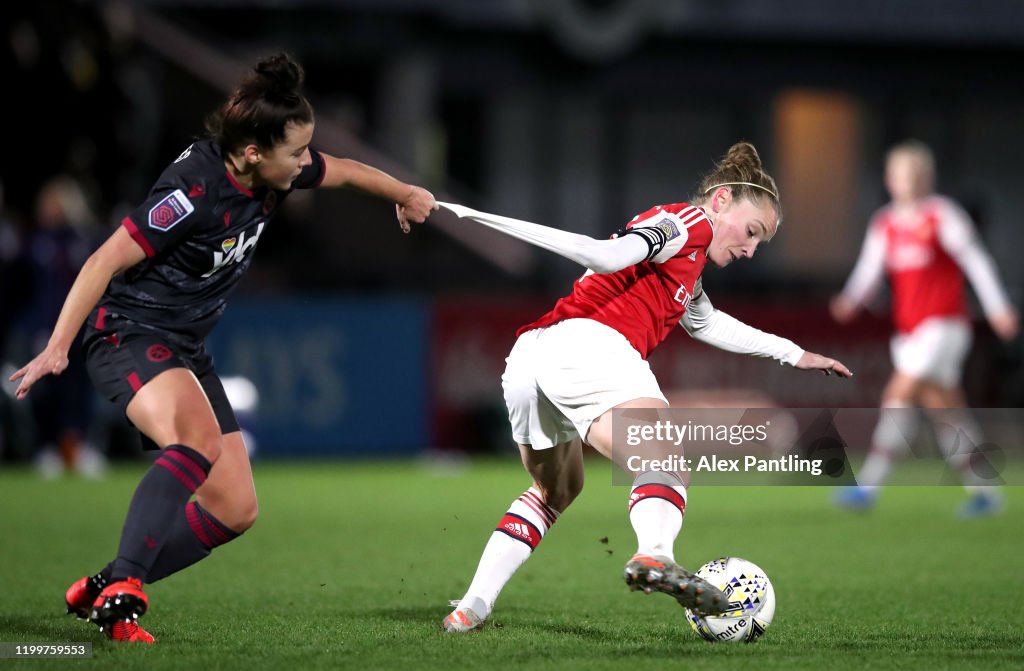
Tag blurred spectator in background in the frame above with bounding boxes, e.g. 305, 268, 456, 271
20, 175, 108, 478
1, 179, 27, 357
831, 140, 1019, 518
1, 180, 31, 462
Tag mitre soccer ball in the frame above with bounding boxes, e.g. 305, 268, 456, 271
685, 557, 775, 643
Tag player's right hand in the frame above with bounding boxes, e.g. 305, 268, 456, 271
8, 347, 69, 400
828, 295, 858, 324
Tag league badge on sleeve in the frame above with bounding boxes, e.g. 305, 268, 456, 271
654, 217, 681, 241
148, 189, 195, 232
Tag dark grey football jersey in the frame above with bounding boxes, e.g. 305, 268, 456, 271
99, 139, 324, 341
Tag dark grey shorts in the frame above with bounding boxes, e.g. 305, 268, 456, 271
84, 321, 239, 449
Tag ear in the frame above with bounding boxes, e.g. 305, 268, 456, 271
710, 186, 732, 213
242, 144, 261, 166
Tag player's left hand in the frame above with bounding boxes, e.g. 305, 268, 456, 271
396, 186, 439, 233
989, 309, 1019, 342
795, 352, 853, 378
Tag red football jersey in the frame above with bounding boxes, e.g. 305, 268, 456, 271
878, 196, 966, 333
518, 203, 714, 359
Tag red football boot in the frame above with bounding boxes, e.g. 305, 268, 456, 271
65, 575, 104, 619
89, 578, 151, 643
106, 620, 155, 644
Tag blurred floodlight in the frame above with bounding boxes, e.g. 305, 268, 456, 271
222, 375, 259, 413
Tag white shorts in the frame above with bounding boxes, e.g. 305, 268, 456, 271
890, 317, 972, 388
502, 319, 667, 450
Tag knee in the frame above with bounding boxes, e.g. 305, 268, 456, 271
536, 478, 583, 513
232, 499, 259, 533
203, 494, 258, 534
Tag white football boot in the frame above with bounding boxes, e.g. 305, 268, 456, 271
624, 553, 728, 616
442, 597, 488, 633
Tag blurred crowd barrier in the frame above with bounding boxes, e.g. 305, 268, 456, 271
208, 294, 895, 455
4, 292, 1015, 460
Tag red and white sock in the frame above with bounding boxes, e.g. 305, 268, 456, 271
859, 402, 917, 489
456, 487, 560, 619
629, 480, 687, 560
932, 410, 993, 491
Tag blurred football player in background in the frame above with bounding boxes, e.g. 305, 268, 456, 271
831, 140, 1019, 518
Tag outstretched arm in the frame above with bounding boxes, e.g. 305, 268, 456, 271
937, 200, 1019, 341
439, 202, 657, 274
831, 219, 886, 323
9, 226, 146, 399
319, 154, 438, 232
681, 288, 852, 377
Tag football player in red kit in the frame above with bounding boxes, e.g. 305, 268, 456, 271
440, 142, 851, 632
10, 53, 438, 643
831, 140, 1018, 517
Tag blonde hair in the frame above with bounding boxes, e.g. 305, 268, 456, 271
886, 139, 935, 189
694, 142, 781, 224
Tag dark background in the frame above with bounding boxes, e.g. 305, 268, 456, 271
2, 0, 1022, 457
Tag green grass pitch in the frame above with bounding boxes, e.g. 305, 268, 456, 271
1, 458, 1022, 670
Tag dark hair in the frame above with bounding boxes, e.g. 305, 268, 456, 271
206, 52, 314, 153
694, 142, 781, 224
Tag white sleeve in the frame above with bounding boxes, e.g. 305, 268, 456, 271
440, 202, 649, 274
626, 208, 691, 264
935, 198, 1013, 318
840, 217, 887, 306
680, 284, 805, 366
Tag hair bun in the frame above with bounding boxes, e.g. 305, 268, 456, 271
252, 53, 305, 101
724, 142, 763, 172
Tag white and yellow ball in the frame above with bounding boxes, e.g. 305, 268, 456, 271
686, 557, 775, 643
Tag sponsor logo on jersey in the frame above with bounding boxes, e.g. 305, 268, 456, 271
148, 189, 195, 232
202, 222, 265, 278
889, 243, 933, 271
674, 284, 693, 309
687, 251, 698, 262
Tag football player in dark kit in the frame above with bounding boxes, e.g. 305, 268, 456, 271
10, 53, 438, 643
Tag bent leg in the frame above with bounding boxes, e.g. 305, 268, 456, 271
587, 398, 725, 615
587, 398, 686, 559
196, 431, 258, 532
446, 439, 583, 631
919, 382, 1001, 495
145, 432, 254, 583
107, 369, 224, 583
82, 432, 255, 596
855, 371, 922, 489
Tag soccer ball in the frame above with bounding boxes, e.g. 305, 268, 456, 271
685, 557, 775, 643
